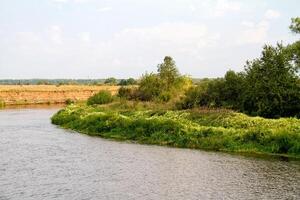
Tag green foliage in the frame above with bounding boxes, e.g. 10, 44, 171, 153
118, 86, 139, 100
138, 56, 192, 101
286, 41, 300, 70
178, 72, 244, 109
178, 18, 300, 119
242, 44, 300, 118
118, 78, 137, 86
52, 105, 300, 157
104, 77, 117, 85
290, 17, 300, 34
37, 80, 51, 85
138, 73, 162, 101
87, 91, 113, 105
157, 56, 180, 90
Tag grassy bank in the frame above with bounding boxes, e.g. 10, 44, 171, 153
51, 102, 300, 158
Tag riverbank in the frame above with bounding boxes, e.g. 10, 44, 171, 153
0, 85, 119, 105
51, 102, 300, 158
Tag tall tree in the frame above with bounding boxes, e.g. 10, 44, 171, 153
157, 56, 180, 89
242, 44, 300, 118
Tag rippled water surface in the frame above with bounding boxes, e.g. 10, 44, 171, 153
0, 108, 299, 200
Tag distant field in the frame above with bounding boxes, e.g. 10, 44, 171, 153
0, 85, 119, 105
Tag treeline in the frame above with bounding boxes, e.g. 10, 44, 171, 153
178, 18, 300, 118
0, 77, 206, 86
118, 18, 300, 118
0, 78, 138, 86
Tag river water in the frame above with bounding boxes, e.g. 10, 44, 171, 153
0, 108, 299, 200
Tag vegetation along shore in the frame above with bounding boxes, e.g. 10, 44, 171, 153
53, 17, 300, 157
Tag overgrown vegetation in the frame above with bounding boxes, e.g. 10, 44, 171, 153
178, 18, 300, 118
118, 56, 192, 102
52, 104, 300, 157
52, 18, 300, 158
87, 91, 113, 105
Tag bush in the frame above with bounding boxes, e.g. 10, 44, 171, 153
65, 98, 74, 105
118, 86, 139, 100
87, 91, 113, 105
138, 73, 162, 101
158, 91, 172, 102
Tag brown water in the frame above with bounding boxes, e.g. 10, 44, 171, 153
0, 108, 299, 200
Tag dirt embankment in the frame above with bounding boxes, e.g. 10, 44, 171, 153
0, 85, 119, 105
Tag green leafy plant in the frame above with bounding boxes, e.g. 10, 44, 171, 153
87, 91, 113, 105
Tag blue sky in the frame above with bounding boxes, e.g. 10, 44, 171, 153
0, 0, 299, 79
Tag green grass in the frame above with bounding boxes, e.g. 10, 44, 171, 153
51, 103, 300, 158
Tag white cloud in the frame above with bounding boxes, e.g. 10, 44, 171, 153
100, 22, 220, 70
97, 7, 112, 12
241, 21, 255, 28
237, 9, 281, 45
51, 0, 91, 4
114, 22, 217, 48
51, 0, 68, 3
15, 32, 41, 44
47, 25, 63, 44
188, 5, 196, 12
264, 9, 281, 20
78, 32, 91, 42
214, 0, 241, 17
237, 20, 269, 45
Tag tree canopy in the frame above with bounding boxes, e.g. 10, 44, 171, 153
179, 18, 300, 118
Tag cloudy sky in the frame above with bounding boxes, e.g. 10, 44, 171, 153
0, 0, 299, 79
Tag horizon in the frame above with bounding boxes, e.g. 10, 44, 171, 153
0, 0, 299, 79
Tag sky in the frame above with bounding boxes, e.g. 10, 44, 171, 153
0, 0, 299, 79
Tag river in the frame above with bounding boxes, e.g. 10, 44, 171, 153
0, 108, 299, 200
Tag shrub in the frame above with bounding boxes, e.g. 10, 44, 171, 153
87, 91, 113, 105
138, 73, 162, 101
158, 91, 172, 102
118, 86, 139, 100
65, 98, 74, 105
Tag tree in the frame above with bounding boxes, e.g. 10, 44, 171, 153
138, 73, 162, 101
118, 78, 137, 86
222, 70, 245, 108
157, 56, 180, 90
137, 56, 192, 102
290, 17, 300, 34
287, 17, 300, 69
104, 77, 117, 85
241, 44, 300, 118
